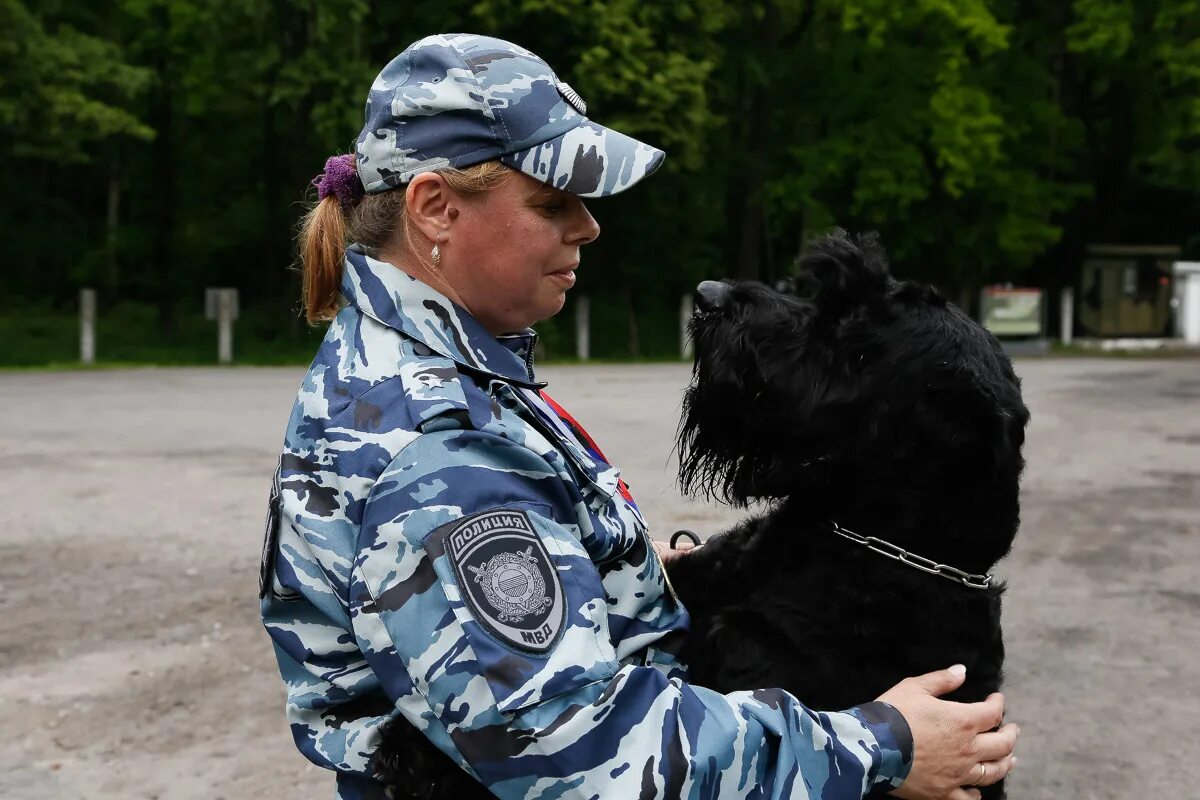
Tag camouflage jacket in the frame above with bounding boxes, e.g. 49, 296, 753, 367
260, 246, 913, 799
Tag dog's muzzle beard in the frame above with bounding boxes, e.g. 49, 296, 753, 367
679, 315, 781, 507
677, 382, 775, 507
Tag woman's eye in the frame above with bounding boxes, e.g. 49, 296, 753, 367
541, 203, 565, 214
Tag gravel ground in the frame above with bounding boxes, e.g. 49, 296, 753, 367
1, 358, 1197, 799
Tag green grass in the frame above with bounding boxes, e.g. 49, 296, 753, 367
10, 302, 1187, 370
0, 297, 691, 369
1043, 341, 1200, 359
0, 302, 325, 368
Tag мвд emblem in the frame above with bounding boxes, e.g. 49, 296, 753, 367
441, 509, 565, 653
468, 547, 552, 623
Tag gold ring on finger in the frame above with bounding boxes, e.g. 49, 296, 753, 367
976, 762, 988, 785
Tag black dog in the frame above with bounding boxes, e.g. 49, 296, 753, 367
374, 230, 1028, 799
666, 230, 1028, 798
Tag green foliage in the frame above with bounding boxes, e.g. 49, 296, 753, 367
1, 0, 1197, 364
1137, 1, 1200, 188
1066, 0, 1134, 59
0, 0, 154, 157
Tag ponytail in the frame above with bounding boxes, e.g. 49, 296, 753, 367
299, 194, 350, 324
297, 157, 514, 324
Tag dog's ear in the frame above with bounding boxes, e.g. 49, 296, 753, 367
799, 229, 893, 315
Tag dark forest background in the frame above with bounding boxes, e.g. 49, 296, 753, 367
2, 0, 1197, 364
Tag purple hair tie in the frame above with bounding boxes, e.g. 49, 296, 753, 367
313, 154, 365, 205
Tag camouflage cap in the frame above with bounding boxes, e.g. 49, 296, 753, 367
356, 33, 665, 198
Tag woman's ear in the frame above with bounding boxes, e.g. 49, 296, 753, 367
404, 173, 453, 243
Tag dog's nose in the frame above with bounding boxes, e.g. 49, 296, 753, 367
696, 281, 730, 312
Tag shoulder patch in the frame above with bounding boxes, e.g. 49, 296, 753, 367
443, 510, 565, 654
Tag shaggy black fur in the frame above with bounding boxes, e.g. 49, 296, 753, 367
667, 230, 1028, 799
373, 230, 1029, 799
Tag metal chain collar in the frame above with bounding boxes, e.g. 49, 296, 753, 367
828, 521, 994, 590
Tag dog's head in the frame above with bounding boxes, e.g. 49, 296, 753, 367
679, 230, 1029, 562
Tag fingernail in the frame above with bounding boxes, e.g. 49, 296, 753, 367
949, 664, 966, 677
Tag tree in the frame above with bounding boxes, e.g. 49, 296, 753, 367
2, 0, 1197, 360
718, 0, 1085, 297
0, 0, 154, 298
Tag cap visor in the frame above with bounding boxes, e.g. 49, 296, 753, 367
502, 119, 665, 198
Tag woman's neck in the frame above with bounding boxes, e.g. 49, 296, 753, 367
381, 250, 475, 318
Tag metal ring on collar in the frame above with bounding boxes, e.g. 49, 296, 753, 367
670, 529, 702, 549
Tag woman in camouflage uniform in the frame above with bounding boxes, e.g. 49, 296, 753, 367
259, 33, 1018, 800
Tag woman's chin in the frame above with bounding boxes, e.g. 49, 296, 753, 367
537, 291, 568, 321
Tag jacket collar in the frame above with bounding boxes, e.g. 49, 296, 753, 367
341, 245, 545, 389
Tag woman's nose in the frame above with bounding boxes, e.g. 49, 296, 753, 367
695, 280, 730, 312
569, 201, 601, 245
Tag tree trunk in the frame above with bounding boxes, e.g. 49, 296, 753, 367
734, 74, 770, 280
623, 282, 640, 359
273, 0, 316, 313
735, 153, 765, 280
734, 1, 786, 281
151, 3, 176, 335
261, 62, 283, 306
105, 159, 120, 292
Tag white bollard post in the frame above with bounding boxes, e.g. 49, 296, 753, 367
1185, 274, 1200, 346
575, 295, 590, 361
217, 289, 235, 365
680, 293, 694, 359
80, 288, 96, 365
1060, 287, 1074, 345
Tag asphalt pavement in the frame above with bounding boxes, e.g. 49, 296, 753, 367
0, 358, 1196, 798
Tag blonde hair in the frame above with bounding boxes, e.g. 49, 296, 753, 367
298, 160, 512, 323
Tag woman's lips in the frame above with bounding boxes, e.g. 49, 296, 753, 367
548, 263, 579, 288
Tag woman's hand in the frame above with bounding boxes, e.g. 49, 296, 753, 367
879, 665, 1018, 800
651, 538, 701, 565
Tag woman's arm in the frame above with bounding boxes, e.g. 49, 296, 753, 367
350, 428, 914, 798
